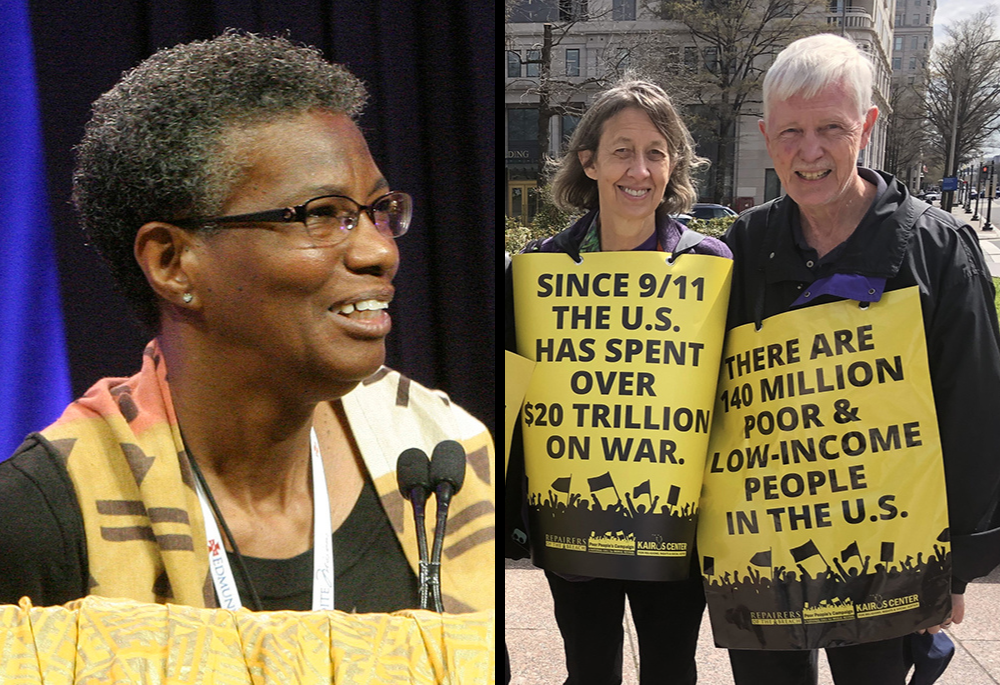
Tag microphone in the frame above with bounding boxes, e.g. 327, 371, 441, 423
428, 440, 467, 612
396, 447, 432, 610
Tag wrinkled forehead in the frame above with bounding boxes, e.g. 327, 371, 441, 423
764, 79, 867, 125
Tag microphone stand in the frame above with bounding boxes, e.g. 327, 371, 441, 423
427, 440, 468, 613
413, 494, 432, 610
428, 485, 450, 612
396, 448, 433, 610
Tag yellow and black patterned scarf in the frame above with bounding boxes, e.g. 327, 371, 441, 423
41, 340, 495, 612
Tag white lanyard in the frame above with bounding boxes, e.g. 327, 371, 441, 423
195, 428, 335, 610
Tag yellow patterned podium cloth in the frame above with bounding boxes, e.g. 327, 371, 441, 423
0, 597, 495, 684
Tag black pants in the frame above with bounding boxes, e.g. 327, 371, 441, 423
728, 636, 908, 685
545, 571, 705, 685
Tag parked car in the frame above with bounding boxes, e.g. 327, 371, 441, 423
670, 213, 693, 225
923, 191, 941, 203
690, 203, 739, 220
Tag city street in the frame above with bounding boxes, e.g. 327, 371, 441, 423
505, 201, 1000, 684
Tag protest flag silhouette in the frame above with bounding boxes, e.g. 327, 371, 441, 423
791, 539, 838, 579
703, 555, 715, 576
633, 479, 654, 508
881, 541, 895, 563
791, 539, 821, 563
588, 471, 625, 514
750, 550, 772, 567
841, 541, 862, 563
588, 472, 614, 492
549, 476, 571, 506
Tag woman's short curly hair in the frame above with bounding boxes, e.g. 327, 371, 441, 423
550, 79, 705, 216
72, 31, 368, 331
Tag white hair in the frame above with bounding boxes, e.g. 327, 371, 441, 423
763, 34, 873, 121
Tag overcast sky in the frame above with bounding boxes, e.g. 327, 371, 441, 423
933, 0, 998, 41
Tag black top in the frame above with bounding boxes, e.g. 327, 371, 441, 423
0, 433, 419, 611
233, 477, 419, 612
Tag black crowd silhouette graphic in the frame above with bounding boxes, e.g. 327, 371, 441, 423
528, 471, 696, 554
529, 469, 950, 645
703, 530, 951, 647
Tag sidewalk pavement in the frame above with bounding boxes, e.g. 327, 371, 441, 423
506, 200, 1000, 684
506, 559, 1000, 684
951, 200, 1000, 277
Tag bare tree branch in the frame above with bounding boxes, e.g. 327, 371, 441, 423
924, 9, 1000, 183
505, 1, 622, 170
884, 84, 929, 181
628, 0, 826, 203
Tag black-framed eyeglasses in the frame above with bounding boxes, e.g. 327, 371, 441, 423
171, 191, 412, 245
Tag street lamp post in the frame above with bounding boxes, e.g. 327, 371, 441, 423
962, 166, 972, 214
946, 96, 960, 212
973, 164, 984, 221
986, 161, 995, 231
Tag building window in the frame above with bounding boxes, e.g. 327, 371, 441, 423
892, 56, 902, 69
912, 14, 919, 24
507, 51, 521, 78
911, 36, 918, 50
526, 49, 540, 78
895, 13, 902, 26
615, 47, 631, 72
703, 46, 719, 72
561, 113, 582, 150
925, 14, 930, 24
684, 46, 698, 72
910, 57, 917, 69
559, 0, 587, 21
566, 49, 580, 77
923, 36, 929, 49
765, 169, 782, 202
612, 0, 636, 20
508, 108, 539, 143
894, 36, 903, 51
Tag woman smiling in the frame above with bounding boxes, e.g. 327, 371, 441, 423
505, 80, 731, 684
0, 32, 495, 615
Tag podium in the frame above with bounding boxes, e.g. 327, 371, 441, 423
0, 596, 495, 683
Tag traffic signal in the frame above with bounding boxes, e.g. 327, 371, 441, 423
984, 165, 990, 174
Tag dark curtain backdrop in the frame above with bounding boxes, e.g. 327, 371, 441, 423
27, 1, 495, 434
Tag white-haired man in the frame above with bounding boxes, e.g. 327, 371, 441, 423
720, 33, 1000, 684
